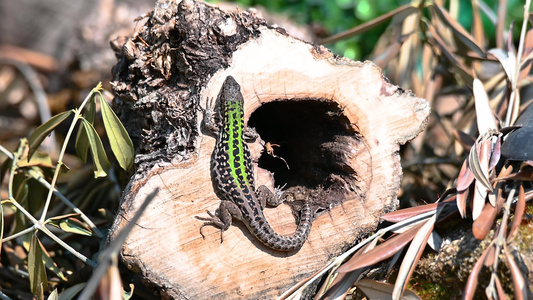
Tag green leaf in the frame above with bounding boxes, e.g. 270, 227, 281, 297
35, 238, 67, 281
75, 96, 97, 163
46, 214, 92, 236
81, 119, 110, 177
28, 110, 74, 162
28, 233, 48, 297
99, 93, 134, 170
18, 151, 53, 168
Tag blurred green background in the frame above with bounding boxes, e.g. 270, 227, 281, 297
207, 0, 527, 61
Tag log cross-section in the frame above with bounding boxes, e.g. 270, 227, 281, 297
109, 1, 429, 299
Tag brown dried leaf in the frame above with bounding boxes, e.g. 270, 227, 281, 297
355, 279, 421, 300
470, 0, 485, 48
320, 267, 365, 300
472, 181, 488, 220
392, 215, 436, 300
473, 79, 498, 134
426, 22, 474, 83
337, 223, 424, 273
497, 169, 533, 181
519, 28, 533, 82
508, 185, 526, 240
382, 204, 438, 223
319, 243, 372, 299
456, 188, 469, 218
504, 245, 528, 300
488, 49, 517, 88
457, 160, 475, 192
484, 244, 496, 267
468, 138, 493, 193
96, 257, 123, 300
383, 191, 456, 223
472, 202, 498, 240
464, 242, 493, 300
454, 130, 475, 151
431, 4, 486, 57
488, 136, 501, 171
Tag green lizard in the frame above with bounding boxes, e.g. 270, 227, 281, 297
197, 76, 313, 251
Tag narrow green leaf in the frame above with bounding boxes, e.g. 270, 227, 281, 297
28, 110, 74, 161
75, 96, 97, 162
81, 119, 110, 177
46, 214, 92, 236
36, 238, 67, 281
28, 233, 48, 297
99, 93, 134, 170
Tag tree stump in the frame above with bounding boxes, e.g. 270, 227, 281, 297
109, 0, 430, 298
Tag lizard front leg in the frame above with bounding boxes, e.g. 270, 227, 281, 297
256, 185, 285, 208
196, 200, 243, 242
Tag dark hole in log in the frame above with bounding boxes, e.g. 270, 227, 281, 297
248, 99, 363, 210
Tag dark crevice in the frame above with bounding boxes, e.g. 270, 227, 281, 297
249, 99, 364, 211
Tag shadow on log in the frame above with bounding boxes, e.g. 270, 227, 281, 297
109, 0, 430, 298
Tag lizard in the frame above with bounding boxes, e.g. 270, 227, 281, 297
196, 75, 313, 251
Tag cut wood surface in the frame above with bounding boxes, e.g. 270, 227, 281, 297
109, 1, 430, 299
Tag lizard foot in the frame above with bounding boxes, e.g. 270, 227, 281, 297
195, 210, 226, 242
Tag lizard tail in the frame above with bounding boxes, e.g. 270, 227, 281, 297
248, 202, 313, 251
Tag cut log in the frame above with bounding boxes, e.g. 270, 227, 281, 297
109, 0, 430, 298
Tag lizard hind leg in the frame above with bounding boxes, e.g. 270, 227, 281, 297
195, 200, 242, 243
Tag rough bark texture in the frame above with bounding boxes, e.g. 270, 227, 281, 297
109, 0, 430, 298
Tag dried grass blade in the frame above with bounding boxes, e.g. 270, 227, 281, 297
431, 4, 485, 56
337, 223, 424, 273
319, 5, 419, 44
392, 215, 436, 300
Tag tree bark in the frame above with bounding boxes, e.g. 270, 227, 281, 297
109, 0, 430, 298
